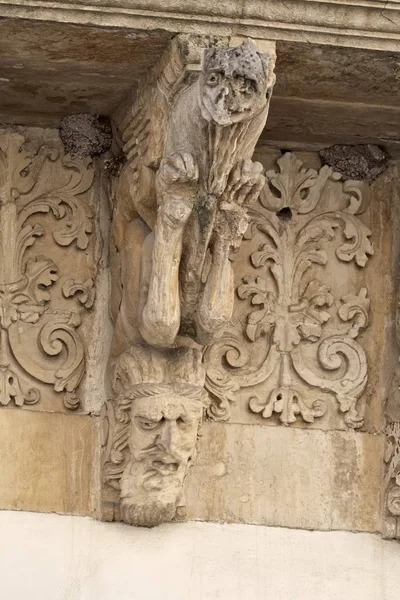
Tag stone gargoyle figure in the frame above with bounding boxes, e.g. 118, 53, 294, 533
111, 38, 276, 354
103, 344, 209, 527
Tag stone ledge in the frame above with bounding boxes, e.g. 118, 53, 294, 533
0, 0, 399, 51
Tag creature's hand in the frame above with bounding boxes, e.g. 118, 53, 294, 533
216, 159, 265, 244
156, 152, 199, 228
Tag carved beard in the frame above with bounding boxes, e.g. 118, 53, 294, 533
120, 459, 185, 527
121, 497, 178, 528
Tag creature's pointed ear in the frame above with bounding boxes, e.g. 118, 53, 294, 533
202, 47, 217, 70
260, 50, 276, 88
242, 38, 258, 52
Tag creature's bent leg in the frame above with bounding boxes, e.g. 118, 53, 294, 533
139, 212, 185, 346
195, 237, 234, 345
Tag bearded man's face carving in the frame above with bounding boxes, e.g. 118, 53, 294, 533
120, 394, 203, 527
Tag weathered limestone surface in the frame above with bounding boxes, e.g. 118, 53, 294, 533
186, 423, 383, 532
1, 21, 398, 158
0, 408, 98, 515
0, 26, 398, 542
0, 1, 399, 51
383, 162, 400, 539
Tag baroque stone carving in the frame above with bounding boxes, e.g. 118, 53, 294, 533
103, 345, 209, 527
385, 418, 400, 532
384, 258, 400, 538
104, 36, 276, 525
0, 133, 94, 409
205, 152, 373, 427
112, 37, 276, 352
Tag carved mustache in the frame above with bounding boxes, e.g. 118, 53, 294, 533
151, 460, 180, 475
138, 445, 184, 476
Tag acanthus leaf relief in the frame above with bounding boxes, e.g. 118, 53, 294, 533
0, 133, 94, 409
205, 152, 373, 428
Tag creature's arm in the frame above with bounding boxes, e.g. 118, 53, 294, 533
138, 153, 198, 346
196, 160, 265, 344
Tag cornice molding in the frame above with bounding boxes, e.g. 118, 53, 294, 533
0, 0, 399, 51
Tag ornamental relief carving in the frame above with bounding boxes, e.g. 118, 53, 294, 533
384, 177, 400, 539
0, 132, 95, 411
205, 152, 373, 429
385, 417, 400, 534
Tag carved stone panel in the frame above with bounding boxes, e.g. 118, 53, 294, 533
205, 151, 376, 430
0, 129, 98, 412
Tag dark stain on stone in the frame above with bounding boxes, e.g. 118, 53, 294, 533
319, 144, 388, 182
59, 113, 112, 158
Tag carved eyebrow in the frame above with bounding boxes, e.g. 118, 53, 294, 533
136, 414, 163, 422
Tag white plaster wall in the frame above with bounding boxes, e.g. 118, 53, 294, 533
1, 511, 400, 600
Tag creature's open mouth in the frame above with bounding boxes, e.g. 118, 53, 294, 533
228, 107, 252, 115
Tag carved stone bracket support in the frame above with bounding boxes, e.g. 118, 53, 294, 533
0, 133, 94, 410
104, 35, 276, 525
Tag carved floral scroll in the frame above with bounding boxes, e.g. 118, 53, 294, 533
205, 152, 373, 428
0, 133, 94, 410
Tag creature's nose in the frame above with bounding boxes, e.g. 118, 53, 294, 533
217, 85, 230, 102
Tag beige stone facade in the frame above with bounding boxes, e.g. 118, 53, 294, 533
0, 0, 400, 571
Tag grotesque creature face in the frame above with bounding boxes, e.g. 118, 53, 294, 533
120, 394, 203, 527
200, 40, 275, 126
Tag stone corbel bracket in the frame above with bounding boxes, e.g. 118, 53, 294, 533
111, 34, 276, 352
104, 35, 276, 526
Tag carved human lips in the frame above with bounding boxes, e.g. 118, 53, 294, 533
151, 459, 180, 474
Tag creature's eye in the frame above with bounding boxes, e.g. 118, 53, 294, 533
137, 417, 163, 431
241, 79, 257, 94
207, 72, 219, 87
